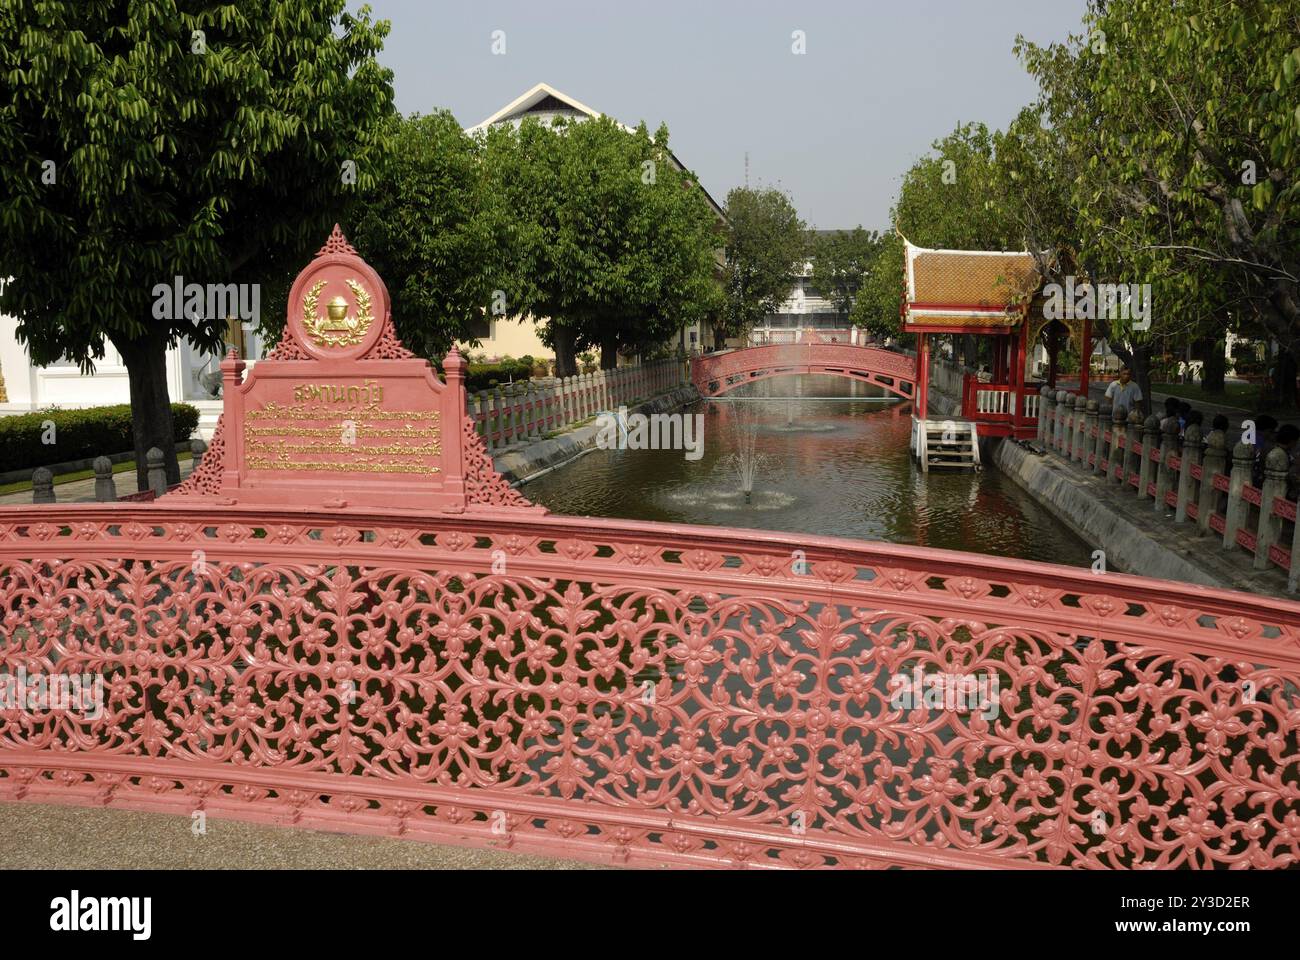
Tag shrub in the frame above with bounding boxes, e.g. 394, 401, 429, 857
463, 359, 533, 393
0, 403, 200, 473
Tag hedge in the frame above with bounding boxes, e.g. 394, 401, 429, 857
463, 359, 534, 393
0, 403, 201, 474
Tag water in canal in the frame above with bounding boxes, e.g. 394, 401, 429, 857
524, 374, 1093, 567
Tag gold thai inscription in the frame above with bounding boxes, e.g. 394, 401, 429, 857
244, 379, 441, 475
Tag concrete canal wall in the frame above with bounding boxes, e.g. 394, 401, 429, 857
494, 384, 700, 486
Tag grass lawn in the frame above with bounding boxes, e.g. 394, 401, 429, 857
0, 450, 193, 496
1151, 381, 1263, 411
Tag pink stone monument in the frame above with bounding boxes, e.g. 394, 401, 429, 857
172, 225, 537, 513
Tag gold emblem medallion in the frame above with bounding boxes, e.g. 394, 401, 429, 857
302, 278, 374, 348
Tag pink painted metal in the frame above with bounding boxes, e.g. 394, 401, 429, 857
3, 236, 1299, 870
2, 503, 1300, 869
691, 343, 917, 399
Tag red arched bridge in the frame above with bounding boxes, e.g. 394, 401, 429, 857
691, 341, 917, 400
2, 233, 1297, 871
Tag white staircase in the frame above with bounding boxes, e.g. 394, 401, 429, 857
911, 418, 980, 472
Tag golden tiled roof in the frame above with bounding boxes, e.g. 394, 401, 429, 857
906, 311, 1022, 328
907, 245, 1042, 308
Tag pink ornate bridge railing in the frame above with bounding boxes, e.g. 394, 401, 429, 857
2, 230, 1297, 869
3, 503, 1299, 869
692, 342, 917, 400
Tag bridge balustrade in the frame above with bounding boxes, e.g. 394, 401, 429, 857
1, 499, 1297, 869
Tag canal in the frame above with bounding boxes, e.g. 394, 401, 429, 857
524, 374, 1093, 566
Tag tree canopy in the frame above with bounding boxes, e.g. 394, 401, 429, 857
481, 115, 722, 375
0, 0, 396, 483
718, 186, 806, 347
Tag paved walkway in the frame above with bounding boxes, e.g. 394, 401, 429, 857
0, 801, 596, 869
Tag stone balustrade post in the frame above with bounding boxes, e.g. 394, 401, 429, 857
1038, 385, 1052, 444
492, 387, 506, 446
1093, 401, 1109, 475
1108, 404, 1126, 483
146, 447, 167, 498
1255, 446, 1290, 570
1154, 417, 1179, 513
32, 466, 55, 504
528, 382, 543, 440
1137, 415, 1160, 500
1223, 441, 1255, 549
93, 456, 117, 502
1054, 390, 1069, 453
1074, 396, 1090, 463
1175, 423, 1201, 523
1197, 430, 1227, 534
1124, 410, 1143, 488
513, 383, 527, 441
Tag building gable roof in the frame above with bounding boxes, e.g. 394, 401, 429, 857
466, 82, 726, 221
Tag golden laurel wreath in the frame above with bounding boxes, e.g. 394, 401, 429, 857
302, 278, 374, 348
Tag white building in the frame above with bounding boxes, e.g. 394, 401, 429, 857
749, 230, 856, 345
0, 290, 260, 439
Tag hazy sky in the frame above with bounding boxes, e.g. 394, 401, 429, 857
361, 0, 1088, 230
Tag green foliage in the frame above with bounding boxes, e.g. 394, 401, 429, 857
808, 227, 882, 319
856, 124, 1021, 336
719, 186, 806, 341
481, 115, 721, 374
1009, 0, 1300, 406
463, 359, 534, 393
0, 0, 396, 365
0, 0, 397, 479
340, 110, 508, 361
0, 404, 199, 473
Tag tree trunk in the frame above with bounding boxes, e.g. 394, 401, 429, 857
552, 326, 579, 378
1269, 348, 1298, 411
1201, 338, 1226, 394
600, 331, 619, 370
1131, 341, 1153, 417
115, 334, 179, 491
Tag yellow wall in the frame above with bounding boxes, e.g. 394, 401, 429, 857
457, 317, 552, 361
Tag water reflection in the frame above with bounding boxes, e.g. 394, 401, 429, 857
525, 375, 1092, 567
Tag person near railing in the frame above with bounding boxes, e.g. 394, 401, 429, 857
1103, 365, 1144, 416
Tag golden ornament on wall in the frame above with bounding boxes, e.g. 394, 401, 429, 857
302, 278, 373, 348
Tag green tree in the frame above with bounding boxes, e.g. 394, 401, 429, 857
1068, 0, 1300, 408
855, 124, 1018, 343
719, 186, 806, 348
482, 115, 720, 375
0, 1, 395, 486
322, 110, 507, 361
808, 227, 882, 321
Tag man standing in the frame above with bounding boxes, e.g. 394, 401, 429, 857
1105, 366, 1144, 415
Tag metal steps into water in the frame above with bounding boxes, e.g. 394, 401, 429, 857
910, 417, 980, 473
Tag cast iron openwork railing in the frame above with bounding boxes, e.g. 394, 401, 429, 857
1, 503, 1297, 868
